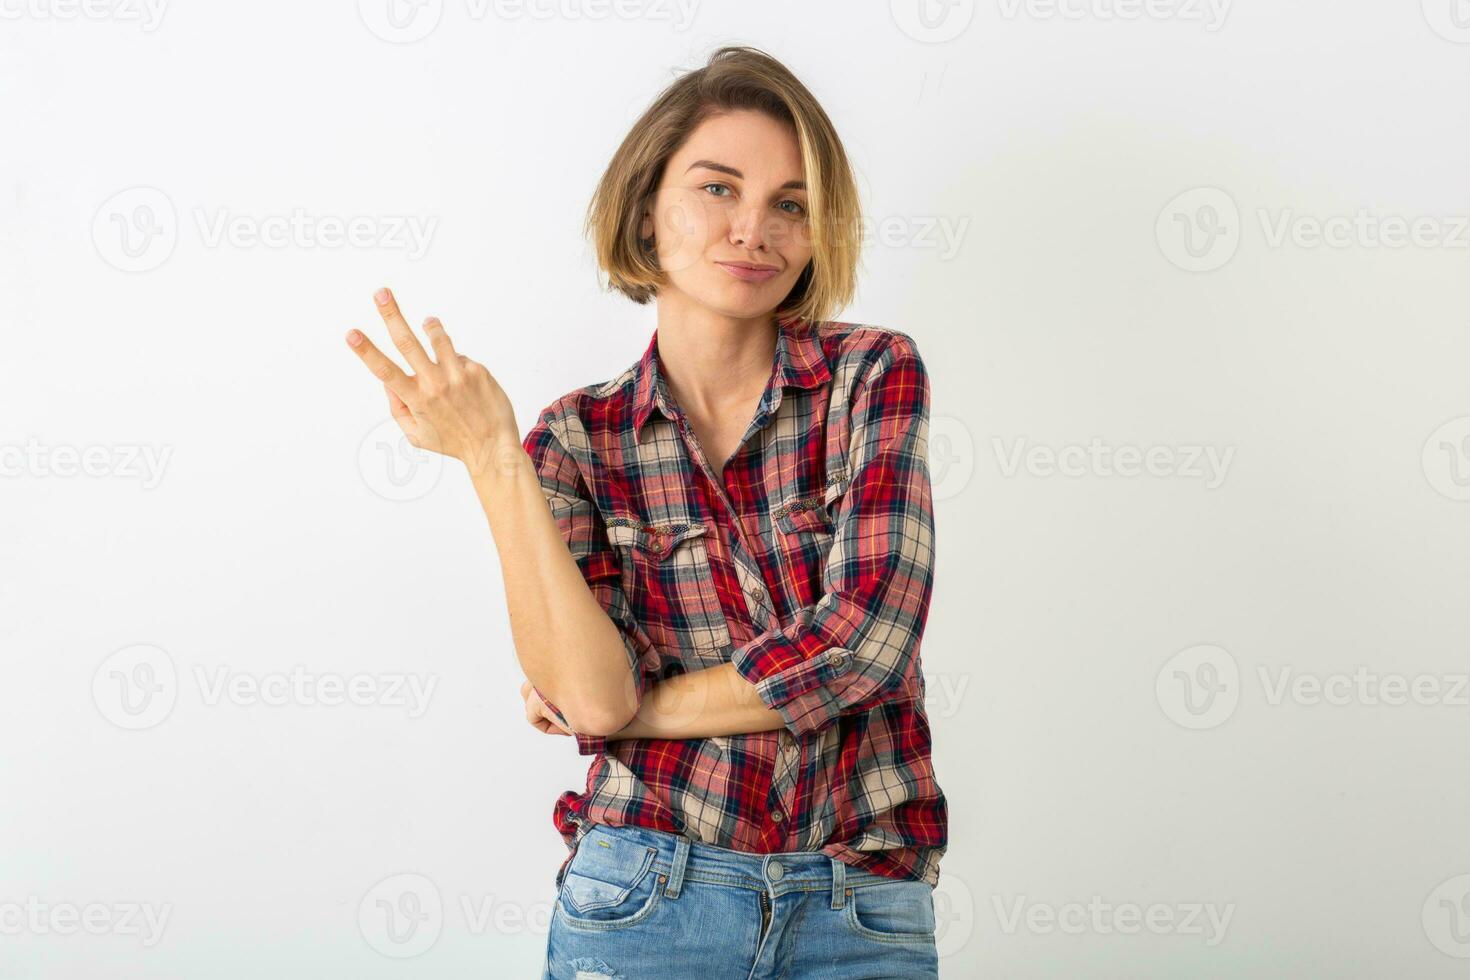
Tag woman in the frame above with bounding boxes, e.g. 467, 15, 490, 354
346, 45, 947, 979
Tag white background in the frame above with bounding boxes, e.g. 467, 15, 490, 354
4, 0, 1470, 976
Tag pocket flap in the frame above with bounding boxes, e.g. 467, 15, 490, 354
605, 518, 707, 558
775, 498, 833, 534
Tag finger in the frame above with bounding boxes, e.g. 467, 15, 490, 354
372, 287, 434, 374
422, 316, 457, 365
542, 707, 574, 735
346, 330, 414, 401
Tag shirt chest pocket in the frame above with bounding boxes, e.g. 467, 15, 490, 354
603, 517, 732, 664
773, 495, 837, 607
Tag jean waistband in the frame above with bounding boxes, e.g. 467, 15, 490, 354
571, 822, 899, 906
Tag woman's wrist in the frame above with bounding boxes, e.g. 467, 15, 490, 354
461, 429, 527, 481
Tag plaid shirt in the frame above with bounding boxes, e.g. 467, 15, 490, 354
524, 316, 947, 888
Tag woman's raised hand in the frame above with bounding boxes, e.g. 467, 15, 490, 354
346, 287, 521, 475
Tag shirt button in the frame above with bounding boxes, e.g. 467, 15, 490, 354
825, 650, 845, 667
747, 586, 765, 604
767, 860, 784, 881
771, 808, 785, 823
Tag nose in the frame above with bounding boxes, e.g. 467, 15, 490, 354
729, 205, 773, 252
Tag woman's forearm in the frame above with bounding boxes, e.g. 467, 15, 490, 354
469, 443, 638, 736
608, 663, 785, 741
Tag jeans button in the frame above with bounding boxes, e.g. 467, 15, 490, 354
767, 860, 784, 881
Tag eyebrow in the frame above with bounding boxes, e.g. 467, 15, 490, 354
685, 160, 806, 191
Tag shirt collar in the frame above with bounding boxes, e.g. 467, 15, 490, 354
632, 317, 831, 439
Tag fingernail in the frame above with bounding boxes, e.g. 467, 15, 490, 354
346, 330, 362, 346
374, 287, 391, 306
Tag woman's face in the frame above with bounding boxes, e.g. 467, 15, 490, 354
640, 109, 815, 320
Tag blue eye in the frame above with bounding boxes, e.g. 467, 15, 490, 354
703, 183, 806, 217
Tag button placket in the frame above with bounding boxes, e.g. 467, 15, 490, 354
768, 729, 801, 837
668, 405, 782, 631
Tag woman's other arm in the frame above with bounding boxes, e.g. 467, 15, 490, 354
473, 439, 648, 738
344, 287, 640, 738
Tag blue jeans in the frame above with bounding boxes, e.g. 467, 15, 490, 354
542, 823, 940, 979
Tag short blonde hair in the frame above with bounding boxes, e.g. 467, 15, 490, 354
584, 45, 862, 326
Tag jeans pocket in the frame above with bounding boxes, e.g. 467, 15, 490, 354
555, 828, 663, 931
843, 879, 937, 945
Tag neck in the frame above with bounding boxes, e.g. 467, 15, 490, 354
655, 294, 779, 419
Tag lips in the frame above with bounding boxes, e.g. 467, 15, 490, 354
716, 261, 780, 282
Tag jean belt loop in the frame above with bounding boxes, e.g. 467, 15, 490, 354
664, 834, 692, 899
830, 856, 847, 909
